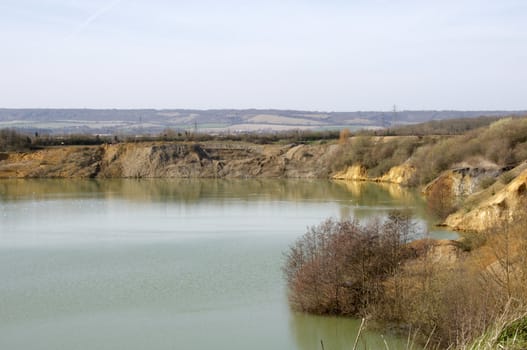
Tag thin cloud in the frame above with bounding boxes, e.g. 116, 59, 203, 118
67, 0, 123, 39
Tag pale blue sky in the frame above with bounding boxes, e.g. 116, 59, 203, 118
1, 0, 526, 110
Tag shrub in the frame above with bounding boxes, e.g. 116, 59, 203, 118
0, 128, 32, 151
338, 128, 350, 145
285, 209, 527, 349
426, 179, 458, 221
283, 211, 415, 316
455, 231, 487, 252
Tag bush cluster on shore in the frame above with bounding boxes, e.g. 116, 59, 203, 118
284, 210, 527, 349
283, 211, 416, 316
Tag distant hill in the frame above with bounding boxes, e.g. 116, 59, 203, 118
0, 108, 524, 135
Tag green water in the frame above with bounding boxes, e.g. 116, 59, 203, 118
0, 179, 455, 349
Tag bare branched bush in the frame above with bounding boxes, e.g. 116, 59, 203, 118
284, 211, 416, 317
339, 128, 350, 145
426, 179, 458, 221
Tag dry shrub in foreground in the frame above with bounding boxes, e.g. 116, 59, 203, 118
426, 177, 458, 221
396, 250, 506, 348
378, 216, 527, 349
283, 211, 415, 316
284, 209, 527, 349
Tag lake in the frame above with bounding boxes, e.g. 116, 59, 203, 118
0, 179, 456, 349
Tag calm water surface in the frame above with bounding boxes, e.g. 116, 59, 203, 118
0, 179, 455, 349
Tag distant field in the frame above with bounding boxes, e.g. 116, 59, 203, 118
0, 109, 524, 135
247, 114, 325, 126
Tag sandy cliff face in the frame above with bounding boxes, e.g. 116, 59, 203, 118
0, 142, 340, 179
332, 163, 416, 185
0, 147, 102, 178
332, 165, 368, 181
380, 164, 417, 185
445, 168, 527, 232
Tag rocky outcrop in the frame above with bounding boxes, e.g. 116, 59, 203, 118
423, 167, 502, 198
0, 141, 340, 179
445, 168, 527, 232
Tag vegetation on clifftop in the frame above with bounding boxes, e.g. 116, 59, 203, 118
333, 116, 527, 185
0, 127, 341, 152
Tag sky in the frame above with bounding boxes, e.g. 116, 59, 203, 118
0, 0, 526, 111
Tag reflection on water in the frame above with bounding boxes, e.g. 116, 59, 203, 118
290, 313, 409, 350
1, 177, 425, 209
0, 179, 457, 241
0, 178, 416, 204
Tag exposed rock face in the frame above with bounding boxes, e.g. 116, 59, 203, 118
0, 140, 418, 185
0, 147, 102, 178
424, 167, 502, 198
332, 163, 416, 186
445, 168, 527, 232
0, 142, 340, 179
